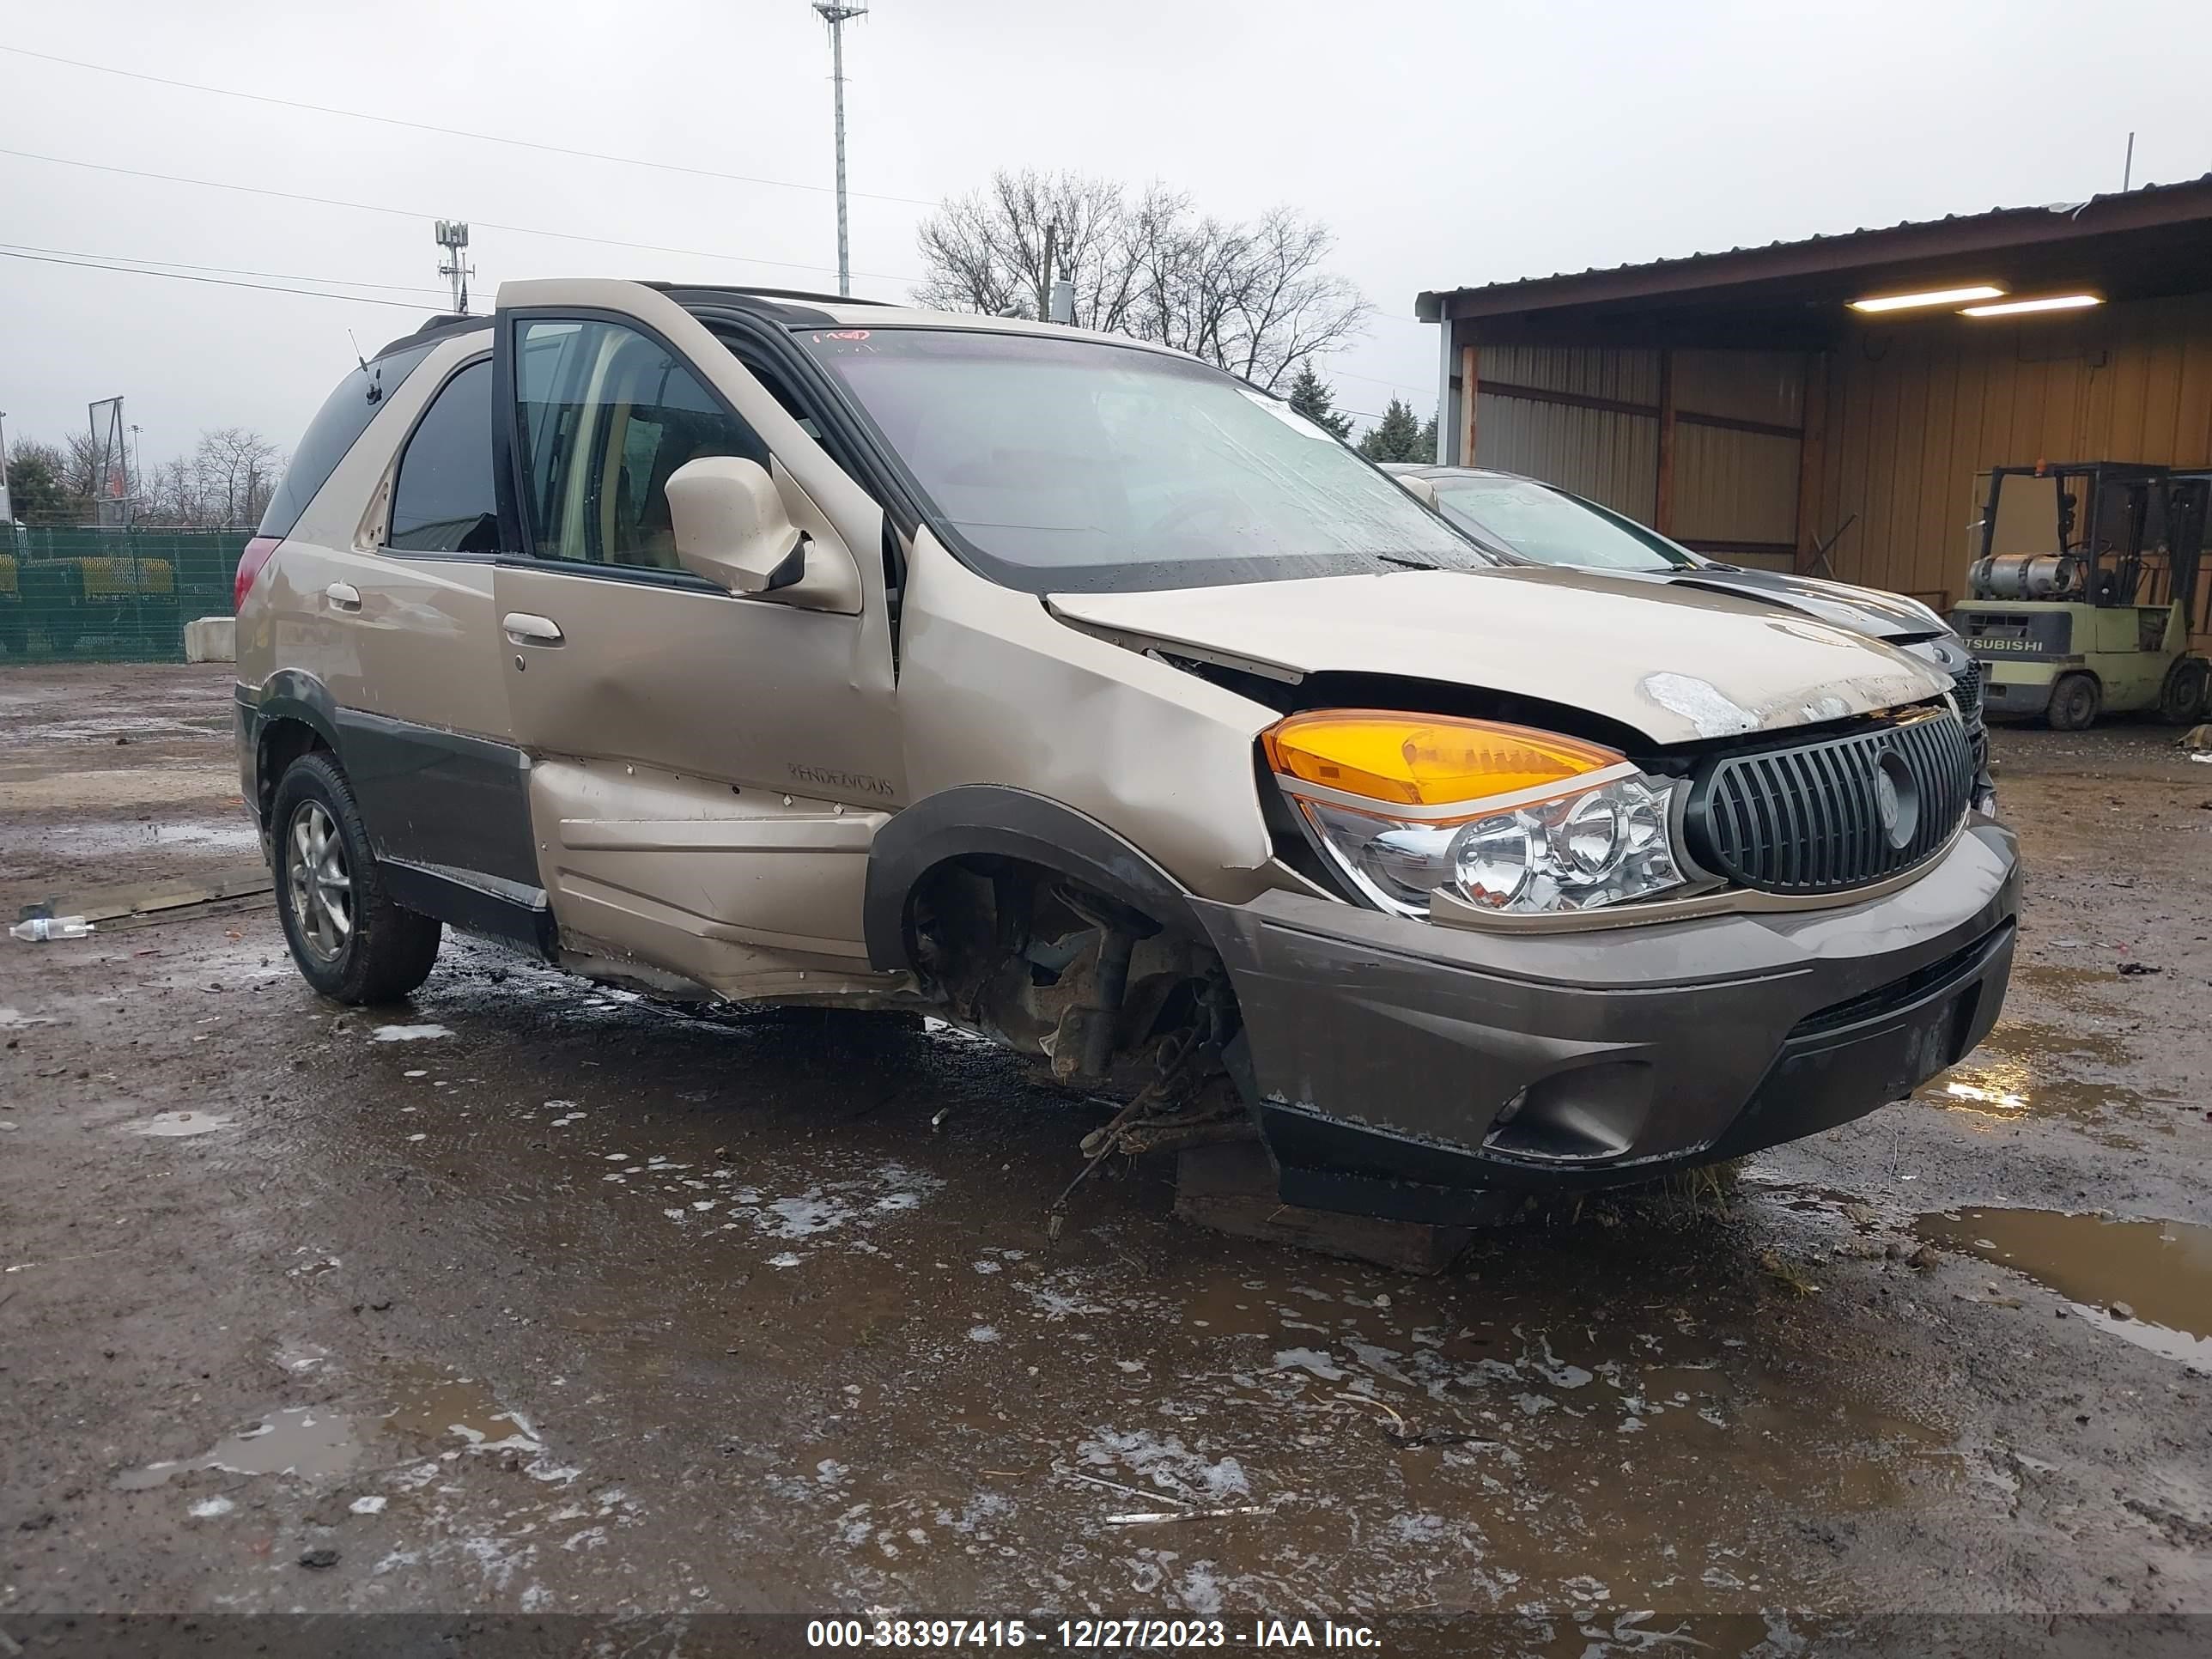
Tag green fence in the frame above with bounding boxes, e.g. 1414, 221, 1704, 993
0, 526, 246, 663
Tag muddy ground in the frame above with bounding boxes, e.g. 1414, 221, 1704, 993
2, 663, 2209, 1656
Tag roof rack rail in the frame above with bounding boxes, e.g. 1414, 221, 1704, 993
373, 313, 491, 359
644, 282, 895, 308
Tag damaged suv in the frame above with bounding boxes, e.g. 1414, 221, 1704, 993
235, 280, 2018, 1224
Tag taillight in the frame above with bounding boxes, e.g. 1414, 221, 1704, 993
234, 536, 280, 612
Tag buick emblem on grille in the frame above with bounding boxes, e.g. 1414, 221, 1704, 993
1875, 749, 1919, 848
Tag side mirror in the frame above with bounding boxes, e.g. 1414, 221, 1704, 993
1395, 473, 1441, 509
666, 455, 809, 594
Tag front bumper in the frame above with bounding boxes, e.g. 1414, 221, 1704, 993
1976, 671, 2057, 720
1194, 821, 2019, 1223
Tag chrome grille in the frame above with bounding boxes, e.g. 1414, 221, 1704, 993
1952, 659, 1983, 726
1686, 711, 1973, 895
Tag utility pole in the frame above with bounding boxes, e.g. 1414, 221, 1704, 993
435, 220, 473, 314
1038, 219, 1056, 322
2123, 131, 2136, 192
0, 409, 11, 523
812, 3, 867, 296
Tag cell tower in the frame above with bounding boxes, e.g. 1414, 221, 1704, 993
87, 397, 131, 527
435, 220, 473, 314
811, 2, 867, 297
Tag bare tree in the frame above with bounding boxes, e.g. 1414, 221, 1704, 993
191, 428, 283, 527
6, 426, 284, 526
59, 431, 102, 501
142, 456, 206, 526
915, 170, 1368, 392
919, 171, 1143, 329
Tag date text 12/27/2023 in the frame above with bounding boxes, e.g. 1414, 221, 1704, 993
805, 1618, 1382, 1650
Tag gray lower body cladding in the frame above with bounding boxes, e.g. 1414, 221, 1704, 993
1194, 822, 2019, 1224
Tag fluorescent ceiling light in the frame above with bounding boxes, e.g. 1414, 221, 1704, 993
1847, 284, 2005, 313
1959, 293, 2105, 317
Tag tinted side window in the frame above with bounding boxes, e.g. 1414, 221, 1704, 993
258, 340, 436, 538
388, 359, 498, 554
515, 319, 769, 570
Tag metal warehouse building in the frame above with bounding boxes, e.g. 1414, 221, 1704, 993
1418, 175, 2212, 625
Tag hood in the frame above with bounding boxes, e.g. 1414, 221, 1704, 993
1616, 565, 1949, 643
1048, 566, 1954, 747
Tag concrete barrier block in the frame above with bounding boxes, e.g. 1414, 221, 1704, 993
183, 616, 236, 665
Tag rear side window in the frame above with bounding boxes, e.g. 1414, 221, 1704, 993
389, 358, 498, 554
258, 341, 436, 538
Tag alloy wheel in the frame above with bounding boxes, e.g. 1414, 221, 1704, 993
285, 800, 353, 963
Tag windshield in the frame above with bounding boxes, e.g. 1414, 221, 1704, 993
799, 326, 1487, 592
1429, 475, 1699, 572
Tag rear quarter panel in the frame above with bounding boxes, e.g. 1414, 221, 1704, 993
247, 335, 508, 742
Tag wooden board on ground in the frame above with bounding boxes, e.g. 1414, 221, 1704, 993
1174, 1141, 1475, 1275
19, 862, 273, 927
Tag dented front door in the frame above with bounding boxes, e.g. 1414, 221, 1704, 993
489, 281, 902, 994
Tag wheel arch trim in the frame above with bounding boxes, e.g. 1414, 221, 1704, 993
861, 785, 1204, 973
241, 671, 343, 826
251, 669, 343, 744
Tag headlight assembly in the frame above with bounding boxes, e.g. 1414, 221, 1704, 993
1263, 711, 1687, 919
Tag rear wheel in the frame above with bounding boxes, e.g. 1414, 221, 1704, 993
2157, 657, 2210, 726
2047, 672, 2101, 732
271, 752, 442, 1005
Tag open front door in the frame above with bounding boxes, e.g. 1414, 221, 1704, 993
489, 280, 902, 999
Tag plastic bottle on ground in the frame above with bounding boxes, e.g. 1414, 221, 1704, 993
9, 916, 94, 942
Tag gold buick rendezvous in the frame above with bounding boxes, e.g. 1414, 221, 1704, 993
234, 279, 2016, 1224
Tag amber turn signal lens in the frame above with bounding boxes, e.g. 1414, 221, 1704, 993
1263, 711, 1621, 808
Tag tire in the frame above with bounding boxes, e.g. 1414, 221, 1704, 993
2047, 672, 2101, 732
2157, 657, 2210, 726
270, 751, 443, 1005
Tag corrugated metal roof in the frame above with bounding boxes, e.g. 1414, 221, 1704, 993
1417, 173, 2212, 322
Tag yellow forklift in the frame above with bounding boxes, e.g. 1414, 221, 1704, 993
1953, 462, 2211, 729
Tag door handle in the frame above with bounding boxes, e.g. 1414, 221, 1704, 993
325, 581, 362, 611
502, 612, 565, 646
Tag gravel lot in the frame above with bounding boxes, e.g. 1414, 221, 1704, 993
3, 663, 2208, 1656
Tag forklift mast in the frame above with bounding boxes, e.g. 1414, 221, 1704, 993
1967, 462, 2206, 611
2169, 476, 2210, 623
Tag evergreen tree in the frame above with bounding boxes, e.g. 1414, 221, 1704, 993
1357, 397, 1430, 465
1285, 362, 1354, 441
1418, 413, 1439, 461
3, 446, 79, 525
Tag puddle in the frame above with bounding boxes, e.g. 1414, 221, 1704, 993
380, 1367, 578, 1483
8, 714, 225, 745
1920, 1016, 2178, 1143
117, 1376, 573, 1495
0, 1006, 58, 1029
58, 819, 261, 855
116, 1407, 362, 1489
1976, 1016, 2131, 1069
128, 1110, 233, 1138
385, 1374, 543, 1454
373, 1024, 453, 1042
0, 768, 239, 811
1915, 1207, 2212, 1366
1918, 1068, 2171, 1145
2008, 962, 2126, 1006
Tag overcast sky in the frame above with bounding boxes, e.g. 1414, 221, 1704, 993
1, 0, 2203, 467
